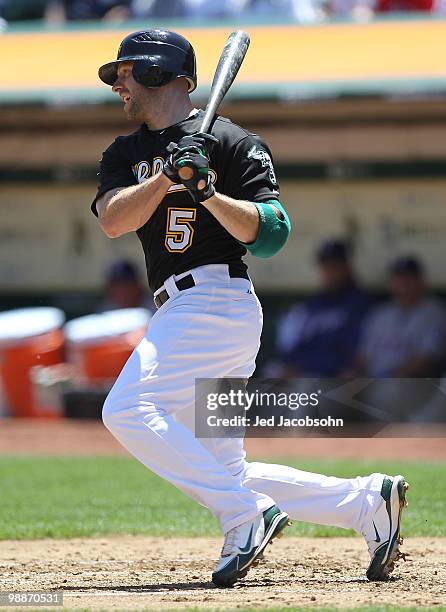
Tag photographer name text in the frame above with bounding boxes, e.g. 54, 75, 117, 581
207, 414, 344, 428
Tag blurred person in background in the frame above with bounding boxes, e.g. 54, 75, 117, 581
328, 0, 375, 20
275, 239, 372, 377
244, 0, 326, 22
1, 0, 48, 20
46, 0, 130, 22
97, 259, 154, 313
328, 0, 435, 19
182, 0, 246, 19
46, 0, 323, 21
0, 0, 7, 28
354, 256, 446, 377
129, 0, 185, 18
434, 0, 446, 12
375, 0, 433, 10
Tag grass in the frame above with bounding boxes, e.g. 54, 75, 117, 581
0, 456, 444, 540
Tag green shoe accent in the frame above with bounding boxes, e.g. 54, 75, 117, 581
263, 505, 290, 538
380, 476, 393, 502
372, 521, 381, 543
367, 542, 389, 580
263, 504, 281, 525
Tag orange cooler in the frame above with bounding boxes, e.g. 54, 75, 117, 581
0, 307, 65, 417
65, 308, 150, 382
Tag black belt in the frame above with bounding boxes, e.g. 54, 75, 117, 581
154, 264, 249, 309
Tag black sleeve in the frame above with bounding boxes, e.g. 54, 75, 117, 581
91, 138, 137, 216
222, 134, 280, 203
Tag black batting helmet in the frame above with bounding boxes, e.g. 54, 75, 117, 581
98, 29, 197, 92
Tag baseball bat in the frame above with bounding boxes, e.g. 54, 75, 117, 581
178, 30, 250, 182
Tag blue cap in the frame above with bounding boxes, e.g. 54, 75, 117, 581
316, 239, 351, 263
106, 260, 140, 282
389, 256, 424, 276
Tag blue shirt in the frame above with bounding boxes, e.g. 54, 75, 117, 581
277, 284, 372, 376
359, 297, 446, 377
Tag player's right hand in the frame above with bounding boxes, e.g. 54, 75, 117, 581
175, 149, 215, 203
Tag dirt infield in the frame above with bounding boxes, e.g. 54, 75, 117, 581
1, 421, 445, 610
1, 418, 446, 460
1, 536, 445, 610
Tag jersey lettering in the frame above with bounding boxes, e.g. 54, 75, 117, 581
165, 208, 196, 252
152, 156, 164, 175
134, 160, 150, 183
133, 159, 217, 194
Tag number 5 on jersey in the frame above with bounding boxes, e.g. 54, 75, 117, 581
165, 208, 197, 253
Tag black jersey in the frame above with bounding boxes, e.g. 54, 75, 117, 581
92, 110, 280, 292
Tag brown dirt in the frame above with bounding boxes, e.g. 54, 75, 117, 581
1, 418, 446, 461
0, 536, 445, 610
1, 420, 444, 609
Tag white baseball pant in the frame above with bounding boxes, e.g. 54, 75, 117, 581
102, 264, 384, 534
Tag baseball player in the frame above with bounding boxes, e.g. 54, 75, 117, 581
93, 29, 408, 587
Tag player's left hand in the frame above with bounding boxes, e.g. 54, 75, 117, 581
165, 132, 219, 203
176, 149, 215, 203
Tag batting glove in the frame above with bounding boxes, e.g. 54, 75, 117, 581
176, 132, 219, 157
164, 132, 219, 202
176, 149, 215, 203
163, 132, 218, 186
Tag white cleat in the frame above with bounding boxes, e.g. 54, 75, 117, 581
212, 504, 290, 588
364, 474, 409, 580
